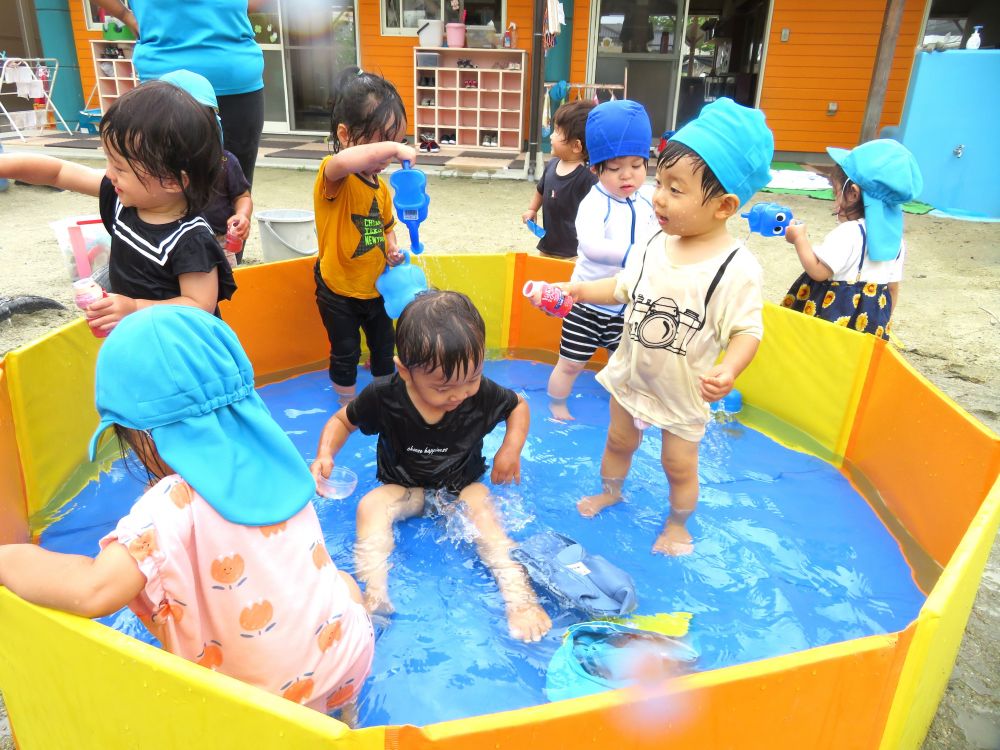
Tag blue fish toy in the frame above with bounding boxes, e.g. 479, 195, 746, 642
741, 202, 793, 237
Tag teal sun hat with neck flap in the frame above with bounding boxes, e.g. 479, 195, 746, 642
158, 69, 224, 142
826, 139, 923, 262
88, 306, 317, 526
669, 97, 774, 207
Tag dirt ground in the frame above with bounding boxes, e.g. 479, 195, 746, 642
0, 155, 998, 748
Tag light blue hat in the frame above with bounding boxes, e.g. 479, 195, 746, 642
158, 69, 218, 109
585, 100, 652, 166
88, 306, 316, 526
670, 97, 774, 207
827, 139, 922, 262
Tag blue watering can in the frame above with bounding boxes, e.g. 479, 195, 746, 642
390, 160, 429, 254
376, 251, 428, 319
741, 202, 793, 237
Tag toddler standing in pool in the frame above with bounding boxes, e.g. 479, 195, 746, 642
311, 290, 552, 643
536, 98, 772, 555
781, 139, 922, 339
0, 306, 373, 716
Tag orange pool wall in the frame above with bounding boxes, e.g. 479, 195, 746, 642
1, 253, 998, 749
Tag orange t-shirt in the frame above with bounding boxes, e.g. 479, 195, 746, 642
313, 156, 397, 299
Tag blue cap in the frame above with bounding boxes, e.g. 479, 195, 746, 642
88, 306, 316, 526
826, 139, 922, 262
670, 98, 774, 207
159, 69, 218, 109
585, 100, 652, 166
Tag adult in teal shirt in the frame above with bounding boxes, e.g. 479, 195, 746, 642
97, 0, 265, 185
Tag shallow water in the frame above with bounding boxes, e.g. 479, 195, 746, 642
40, 360, 925, 728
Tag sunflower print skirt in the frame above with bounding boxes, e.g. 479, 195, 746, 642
781, 273, 893, 340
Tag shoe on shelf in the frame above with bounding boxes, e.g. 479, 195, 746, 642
419, 141, 430, 153
507, 62, 521, 70
427, 139, 441, 153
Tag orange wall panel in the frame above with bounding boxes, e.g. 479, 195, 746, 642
760, 0, 926, 153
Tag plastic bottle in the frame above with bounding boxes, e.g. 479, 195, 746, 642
523, 281, 574, 318
73, 277, 109, 338
224, 228, 242, 267
966, 25, 982, 50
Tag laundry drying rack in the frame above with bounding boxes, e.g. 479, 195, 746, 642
0, 56, 72, 140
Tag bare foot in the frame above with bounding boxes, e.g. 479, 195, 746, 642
507, 601, 552, 643
652, 521, 694, 556
363, 586, 395, 615
577, 492, 623, 518
548, 399, 575, 421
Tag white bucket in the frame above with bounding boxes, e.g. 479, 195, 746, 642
418, 20, 444, 47
257, 209, 318, 262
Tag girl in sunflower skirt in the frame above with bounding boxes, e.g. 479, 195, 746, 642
781, 139, 922, 340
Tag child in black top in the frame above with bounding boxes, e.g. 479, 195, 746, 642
0, 82, 235, 330
522, 100, 597, 259
311, 290, 552, 643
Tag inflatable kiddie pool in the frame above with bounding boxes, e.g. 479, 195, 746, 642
0, 253, 997, 749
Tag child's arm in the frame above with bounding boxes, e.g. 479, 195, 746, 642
95, 0, 139, 36
784, 222, 833, 282
575, 202, 632, 266
322, 142, 417, 187
699, 333, 759, 402
0, 153, 103, 196
311, 407, 359, 481
385, 227, 405, 266
87, 270, 222, 331
491, 395, 529, 484
227, 190, 253, 241
0, 541, 146, 618
888, 282, 900, 315
522, 189, 542, 224
556, 278, 620, 306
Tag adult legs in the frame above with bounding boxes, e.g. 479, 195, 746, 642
217, 88, 264, 186
578, 396, 642, 517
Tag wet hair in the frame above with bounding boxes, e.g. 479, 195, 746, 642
395, 290, 485, 380
829, 164, 865, 221
553, 100, 596, 161
656, 139, 727, 204
329, 67, 407, 153
114, 425, 167, 488
100, 81, 222, 215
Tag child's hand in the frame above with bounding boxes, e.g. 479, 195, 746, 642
310, 455, 333, 482
228, 214, 251, 241
784, 220, 807, 245
491, 446, 522, 484
521, 209, 537, 224
87, 293, 137, 333
699, 365, 736, 403
385, 233, 405, 266
397, 143, 418, 165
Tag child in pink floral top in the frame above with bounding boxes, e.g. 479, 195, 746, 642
0, 306, 373, 717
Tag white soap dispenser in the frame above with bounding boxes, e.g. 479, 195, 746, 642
966, 25, 982, 50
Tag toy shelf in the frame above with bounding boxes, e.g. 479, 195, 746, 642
90, 39, 138, 113
413, 47, 526, 152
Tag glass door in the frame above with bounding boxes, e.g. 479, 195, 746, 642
250, 0, 291, 133
281, 0, 360, 133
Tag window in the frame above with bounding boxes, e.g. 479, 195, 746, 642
381, 0, 503, 36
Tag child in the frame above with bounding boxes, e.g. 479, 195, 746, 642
540, 97, 773, 556
781, 139, 922, 339
0, 306, 374, 716
521, 100, 597, 259
314, 67, 415, 404
0, 82, 235, 332
535, 99, 658, 421
160, 69, 253, 266
311, 290, 552, 643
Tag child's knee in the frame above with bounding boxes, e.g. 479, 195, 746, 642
662, 452, 698, 485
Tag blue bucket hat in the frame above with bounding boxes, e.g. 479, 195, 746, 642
88, 306, 316, 526
670, 97, 774, 207
585, 100, 652, 166
158, 69, 218, 109
826, 139, 922, 262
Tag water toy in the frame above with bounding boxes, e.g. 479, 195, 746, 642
315, 465, 358, 500
389, 160, 429, 254
523, 280, 573, 318
741, 202, 793, 236
601, 611, 693, 638
1, 251, 997, 748
544, 621, 698, 702
375, 251, 428, 319
510, 531, 637, 618
525, 219, 546, 238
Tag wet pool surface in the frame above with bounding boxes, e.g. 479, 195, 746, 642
41, 360, 925, 727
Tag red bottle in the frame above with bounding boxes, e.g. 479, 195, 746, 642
522, 280, 574, 318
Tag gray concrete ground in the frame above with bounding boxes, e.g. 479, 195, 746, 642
0, 152, 998, 747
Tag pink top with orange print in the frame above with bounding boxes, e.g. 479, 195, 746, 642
100, 475, 374, 713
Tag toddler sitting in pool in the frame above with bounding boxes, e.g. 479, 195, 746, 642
311, 290, 552, 643
0, 306, 373, 718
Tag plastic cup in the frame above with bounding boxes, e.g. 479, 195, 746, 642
316, 466, 359, 500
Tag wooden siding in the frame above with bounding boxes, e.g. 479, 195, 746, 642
759, 0, 926, 153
